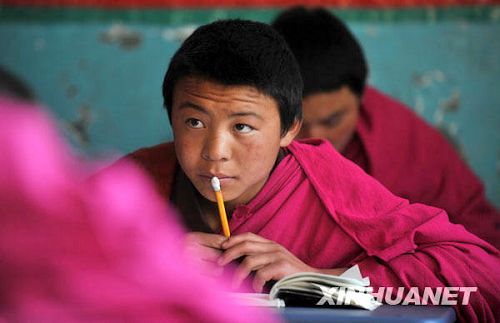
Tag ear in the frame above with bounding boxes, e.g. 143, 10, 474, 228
279, 118, 302, 147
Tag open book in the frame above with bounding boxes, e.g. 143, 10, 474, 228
230, 265, 382, 311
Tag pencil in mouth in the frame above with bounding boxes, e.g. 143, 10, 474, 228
211, 176, 230, 238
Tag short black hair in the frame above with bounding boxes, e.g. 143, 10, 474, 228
0, 66, 35, 102
162, 19, 303, 135
272, 6, 368, 98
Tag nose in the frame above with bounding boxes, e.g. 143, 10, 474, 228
202, 130, 231, 162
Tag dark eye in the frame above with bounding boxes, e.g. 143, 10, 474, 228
321, 113, 344, 128
186, 118, 204, 129
234, 123, 253, 133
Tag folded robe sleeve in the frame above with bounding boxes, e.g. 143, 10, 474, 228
290, 139, 500, 323
356, 208, 500, 322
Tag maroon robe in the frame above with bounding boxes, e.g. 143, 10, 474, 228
126, 139, 500, 322
343, 87, 499, 247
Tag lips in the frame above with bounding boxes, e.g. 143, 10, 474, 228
199, 172, 234, 180
199, 173, 235, 187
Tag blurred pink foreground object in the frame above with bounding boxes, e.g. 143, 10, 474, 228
0, 96, 279, 323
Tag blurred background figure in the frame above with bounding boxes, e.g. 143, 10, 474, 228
272, 6, 499, 247
0, 96, 278, 322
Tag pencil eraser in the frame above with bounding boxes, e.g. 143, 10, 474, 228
211, 176, 221, 191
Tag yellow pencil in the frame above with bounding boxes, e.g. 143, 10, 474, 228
211, 176, 231, 238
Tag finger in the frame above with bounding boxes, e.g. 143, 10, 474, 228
221, 232, 270, 249
252, 261, 288, 292
198, 246, 223, 263
231, 252, 276, 289
185, 250, 225, 279
185, 247, 223, 265
185, 235, 225, 266
186, 232, 227, 249
218, 240, 278, 266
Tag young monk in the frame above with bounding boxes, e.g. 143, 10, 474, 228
121, 19, 499, 322
271, 7, 499, 248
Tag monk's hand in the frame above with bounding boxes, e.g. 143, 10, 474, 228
218, 232, 314, 292
184, 232, 227, 277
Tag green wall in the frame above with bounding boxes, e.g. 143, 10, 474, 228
1, 6, 499, 205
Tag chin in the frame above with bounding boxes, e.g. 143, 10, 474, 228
199, 190, 218, 202
189, 182, 216, 202
333, 140, 348, 152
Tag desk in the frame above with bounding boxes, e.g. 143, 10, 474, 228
279, 305, 456, 323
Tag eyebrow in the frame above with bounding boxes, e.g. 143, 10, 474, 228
178, 101, 264, 120
178, 102, 208, 114
230, 111, 264, 120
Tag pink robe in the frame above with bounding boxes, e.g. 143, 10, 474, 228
0, 97, 278, 323
344, 87, 499, 247
127, 139, 500, 322
232, 139, 499, 322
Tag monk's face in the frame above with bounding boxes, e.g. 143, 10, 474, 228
171, 77, 298, 209
299, 86, 360, 152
